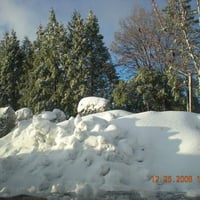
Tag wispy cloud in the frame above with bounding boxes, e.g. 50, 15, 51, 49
0, 0, 166, 46
0, 0, 38, 40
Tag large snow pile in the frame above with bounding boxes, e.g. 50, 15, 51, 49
0, 109, 200, 199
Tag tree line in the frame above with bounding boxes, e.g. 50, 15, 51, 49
0, 2, 199, 115
0, 9, 117, 115
111, 0, 200, 113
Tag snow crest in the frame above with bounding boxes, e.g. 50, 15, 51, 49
0, 110, 200, 199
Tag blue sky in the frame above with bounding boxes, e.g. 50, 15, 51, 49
0, 0, 166, 48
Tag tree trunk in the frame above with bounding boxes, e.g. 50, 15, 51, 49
188, 73, 192, 112
198, 69, 200, 95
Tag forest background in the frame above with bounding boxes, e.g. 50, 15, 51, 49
0, 0, 200, 115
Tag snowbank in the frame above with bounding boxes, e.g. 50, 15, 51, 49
38, 109, 66, 123
0, 110, 200, 199
15, 107, 33, 121
77, 96, 110, 116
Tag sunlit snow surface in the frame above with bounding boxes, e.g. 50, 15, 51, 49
0, 110, 200, 199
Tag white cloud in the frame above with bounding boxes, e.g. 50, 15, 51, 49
0, 0, 39, 40
0, 0, 135, 44
0, 0, 166, 46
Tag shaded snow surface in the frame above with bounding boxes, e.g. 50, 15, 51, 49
0, 110, 200, 199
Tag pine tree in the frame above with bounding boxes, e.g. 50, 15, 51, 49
27, 9, 68, 113
111, 80, 141, 112
63, 11, 87, 115
0, 30, 23, 109
7, 9, 117, 115
65, 11, 117, 115
18, 36, 33, 108
134, 68, 185, 111
112, 68, 186, 112
84, 11, 117, 97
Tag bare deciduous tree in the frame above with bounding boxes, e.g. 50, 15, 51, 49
152, 0, 200, 112
111, 7, 175, 74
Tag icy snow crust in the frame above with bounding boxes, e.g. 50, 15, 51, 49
0, 110, 200, 199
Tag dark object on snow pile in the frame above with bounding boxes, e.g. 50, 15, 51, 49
0, 106, 16, 138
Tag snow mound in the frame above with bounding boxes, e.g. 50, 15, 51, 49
15, 107, 33, 121
38, 109, 66, 123
77, 96, 110, 116
0, 110, 200, 199
52, 108, 66, 122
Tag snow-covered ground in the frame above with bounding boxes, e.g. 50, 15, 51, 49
0, 109, 200, 199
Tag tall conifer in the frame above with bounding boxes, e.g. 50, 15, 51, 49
0, 30, 22, 109
18, 36, 33, 108
28, 9, 68, 113
85, 11, 117, 97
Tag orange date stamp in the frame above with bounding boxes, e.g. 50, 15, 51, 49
151, 176, 200, 183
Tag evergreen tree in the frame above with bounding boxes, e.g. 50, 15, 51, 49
84, 11, 117, 97
64, 11, 87, 115
134, 68, 185, 111
27, 9, 68, 113
65, 11, 117, 115
0, 30, 23, 109
3, 9, 117, 115
112, 68, 186, 112
18, 36, 33, 108
112, 80, 142, 112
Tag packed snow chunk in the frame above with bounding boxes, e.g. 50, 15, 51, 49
39, 111, 57, 122
75, 115, 108, 133
0, 106, 16, 138
103, 124, 126, 141
32, 116, 58, 148
77, 96, 110, 116
40, 109, 66, 123
84, 135, 114, 151
57, 116, 75, 135
15, 107, 33, 121
83, 110, 132, 123
33, 116, 52, 135
52, 108, 66, 122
